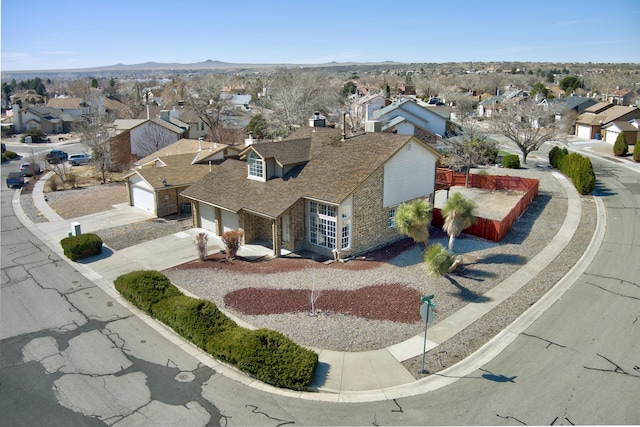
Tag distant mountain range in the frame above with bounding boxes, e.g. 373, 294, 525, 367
1, 59, 402, 79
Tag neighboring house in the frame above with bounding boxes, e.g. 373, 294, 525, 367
181, 125, 441, 259
575, 103, 640, 140
552, 96, 597, 119
602, 121, 640, 144
603, 88, 636, 106
9, 90, 44, 105
108, 118, 186, 170
11, 104, 81, 134
477, 89, 527, 118
365, 97, 451, 146
46, 97, 90, 117
123, 138, 241, 217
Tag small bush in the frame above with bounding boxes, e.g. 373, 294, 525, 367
634, 143, 640, 162
195, 232, 208, 261
548, 146, 568, 169
60, 233, 103, 261
423, 243, 454, 277
1, 151, 19, 162
114, 270, 182, 314
613, 133, 628, 156
501, 154, 520, 169
221, 229, 244, 259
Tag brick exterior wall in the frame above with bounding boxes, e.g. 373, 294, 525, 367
108, 130, 136, 172
281, 199, 306, 253
349, 167, 403, 256
240, 213, 273, 246
157, 187, 190, 217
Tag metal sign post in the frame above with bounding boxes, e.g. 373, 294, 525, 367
419, 294, 435, 375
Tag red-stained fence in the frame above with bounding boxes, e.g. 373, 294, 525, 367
432, 171, 539, 242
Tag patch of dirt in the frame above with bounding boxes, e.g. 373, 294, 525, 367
224, 284, 422, 323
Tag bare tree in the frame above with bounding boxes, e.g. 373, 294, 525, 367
490, 98, 558, 164
184, 75, 238, 145
135, 121, 179, 157
75, 90, 114, 183
442, 137, 499, 187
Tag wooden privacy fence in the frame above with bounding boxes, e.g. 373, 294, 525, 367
432, 171, 539, 242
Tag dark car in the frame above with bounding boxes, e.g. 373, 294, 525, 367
6, 172, 25, 188
46, 150, 68, 164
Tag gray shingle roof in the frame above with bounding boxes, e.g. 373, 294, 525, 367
181, 127, 439, 218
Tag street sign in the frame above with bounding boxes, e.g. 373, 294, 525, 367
420, 303, 435, 324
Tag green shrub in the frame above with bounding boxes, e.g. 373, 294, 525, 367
60, 233, 103, 261
152, 295, 237, 349
501, 154, 520, 169
423, 243, 454, 277
558, 153, 595, 195
634, 143, 640, 162
114, 270, 182, 314
549, 146, 568, 169
2, 151, 20, 162
613, 133, 628, 156
206, 328, 318, 390
115, 271, 318, 390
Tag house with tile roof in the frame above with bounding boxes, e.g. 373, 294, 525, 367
123, 138, 241, 217
181, 125, 441, 259
575, 103, 640, 140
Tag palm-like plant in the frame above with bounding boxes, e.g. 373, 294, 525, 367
423, 243, 454, 276
442, 192, 477, 253
395, 199, 432, 245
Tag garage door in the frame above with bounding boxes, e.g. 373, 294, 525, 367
221, 210, 239, 234
576, 125, 592, 140
132, 185, 155, 214
199, 203, 216, 232
605, 129, 619, 143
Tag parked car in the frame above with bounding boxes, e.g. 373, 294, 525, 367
6, 171, 25, 188
68, 153, 91, 166
46, 150, 68, 164
20, 162, 41, 176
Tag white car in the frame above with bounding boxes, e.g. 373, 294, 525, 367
68, 153, 91, 166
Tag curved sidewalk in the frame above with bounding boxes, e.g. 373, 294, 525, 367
16, 167, 605, 403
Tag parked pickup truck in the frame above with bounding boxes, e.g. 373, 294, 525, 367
6, 171, 25, 188
46, 150, 68, 164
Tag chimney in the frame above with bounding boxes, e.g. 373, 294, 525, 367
12, 104, 22, 133
309, 111, 325, 128
244, 131, 256, 147
198, 137, 203, 151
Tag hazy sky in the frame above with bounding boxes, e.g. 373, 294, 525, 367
2, 0, 639, 71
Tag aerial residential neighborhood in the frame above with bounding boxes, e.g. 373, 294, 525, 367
1, 0, 639, 422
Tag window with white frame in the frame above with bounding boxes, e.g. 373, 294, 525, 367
388, 207, 397, 228
247, 151, 264, 180
309, 201, 337, 249
281, 214, 291, 243
340, 201, 351, 250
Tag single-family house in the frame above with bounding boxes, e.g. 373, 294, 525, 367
46, 97, 90, 117
602, 121, 639, 144
603, 88, 636, 106
575, 103, 640, 140
11, 104, 81, 134
181, 125, 441, 259
365, 97, 451, 146
124, 138, 241, 217
107, 118, 186, 170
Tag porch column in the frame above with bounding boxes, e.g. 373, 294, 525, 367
272, 219, 280, 257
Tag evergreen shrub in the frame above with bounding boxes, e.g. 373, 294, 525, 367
60, 233, 103, 261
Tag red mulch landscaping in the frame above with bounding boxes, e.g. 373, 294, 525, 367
224, 284, 423, 323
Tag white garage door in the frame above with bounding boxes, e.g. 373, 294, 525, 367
576, 125, 592, 140
132, 186, 155, 214
199, 203, 216, 232
605, 129, 619, 143
221, 210, 239, 234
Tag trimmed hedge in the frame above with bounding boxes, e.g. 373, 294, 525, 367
114, 270, 318, 390
60, 233, 103, 261
634, 143, 640, 162
501, 154, 520, 169
114, 270, 182, 314
549, 149, 596, 195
